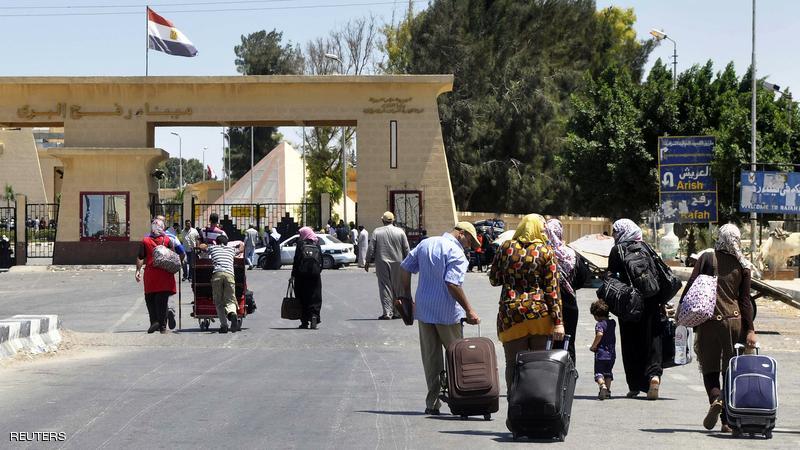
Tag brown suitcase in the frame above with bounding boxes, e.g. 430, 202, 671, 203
441, 322, 500, 420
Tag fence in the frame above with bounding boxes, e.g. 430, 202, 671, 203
151, 202, 184, 229
0, 206, 15, 266
25, 203, 58, 258
192, 202, 321, 243
457, 212, 612, 243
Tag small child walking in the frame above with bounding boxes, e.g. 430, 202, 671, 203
590, 299, 616, 400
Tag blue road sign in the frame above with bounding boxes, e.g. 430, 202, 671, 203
740, 170, 800, 214
658, 136, 718, 223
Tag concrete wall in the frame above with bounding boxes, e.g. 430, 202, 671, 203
0, 129, 48, 203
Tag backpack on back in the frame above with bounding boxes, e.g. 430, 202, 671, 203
297, 242, 322, 275
618, 242, 660, 299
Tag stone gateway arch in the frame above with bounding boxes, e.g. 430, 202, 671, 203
0, 76, 457, 264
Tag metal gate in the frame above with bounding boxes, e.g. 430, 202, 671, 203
25, 203, 58, 258
192, 202, 320, 242
0, 206, 15, 267
151, 202, 184, 230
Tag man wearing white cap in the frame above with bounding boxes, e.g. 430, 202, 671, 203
365, 211, 411, 319
397, 221, 482, 415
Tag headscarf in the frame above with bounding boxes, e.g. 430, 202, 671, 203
512, 214, 547, 244
612, 219, 643, 245
545, 218, 577, 296
270, 227, 281, 241
298, 226, 318, 243
716, 223, 754, 271
151, 218, 165, 237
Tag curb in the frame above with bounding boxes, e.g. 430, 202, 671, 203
8, 265, 135, 273
0, 314, 62, 359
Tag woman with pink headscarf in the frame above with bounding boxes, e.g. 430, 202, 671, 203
135, 218, 177, 333
291, 226, 324, 329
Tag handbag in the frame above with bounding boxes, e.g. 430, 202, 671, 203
280, 278, 302, 320
597, 275, 643, 322
393, 296, 414, 326
152, 237, 181, 274
676, 253, 718, 327
645, 244, 683, 304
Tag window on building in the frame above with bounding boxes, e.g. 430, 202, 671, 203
80, 192, 129, 241
390, 120, 398, 169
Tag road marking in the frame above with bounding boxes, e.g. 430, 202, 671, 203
105, 296, 144, 333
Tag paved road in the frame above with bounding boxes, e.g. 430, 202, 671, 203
0, 267, 799, 449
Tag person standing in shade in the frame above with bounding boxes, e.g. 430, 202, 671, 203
202, 212, 227, 245
365, 211, 410, 320
135, 218, 178, 334
357, 225, 369, 268
197, 235, 244, 333
244, 224, 259, 270
181, 220, 199, 282
350, 222, 358, 247
398, 222, 482, 415
292, 226, 324, 330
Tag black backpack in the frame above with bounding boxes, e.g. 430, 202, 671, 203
297, 242, 322, 275
618, 242, 660, 299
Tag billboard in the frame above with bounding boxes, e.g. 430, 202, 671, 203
658, 136, 718, 222
740, 170, 800, 214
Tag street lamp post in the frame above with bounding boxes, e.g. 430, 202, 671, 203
202, 146, 207, 181
170, 131, 182, 188
650, 28, 677, 87
323, 53, 348, 227
221, 130, 229, 205
750, 0, 757, 260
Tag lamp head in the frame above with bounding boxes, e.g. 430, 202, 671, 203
649, 28, 667, 41
151, 169, 166, 180
170, 132, 179, 136
324, 53, 341, 62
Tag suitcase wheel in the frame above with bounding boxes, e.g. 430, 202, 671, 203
460, 415, 468, 420
557, 432, 566, 442
511, 433, 520, 441
483, 414, 491, 421
765, 430, 773, 439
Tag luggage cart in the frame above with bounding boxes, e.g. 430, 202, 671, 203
191, 256, 247, 331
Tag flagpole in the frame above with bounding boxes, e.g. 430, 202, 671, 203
145, 6, 149, 76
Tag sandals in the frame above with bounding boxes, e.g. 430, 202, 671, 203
598, 385, 610, 400
647, 377, 660, 400
704, 399, 724, 430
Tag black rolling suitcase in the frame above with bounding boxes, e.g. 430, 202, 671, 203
724, 343, 778, 439
507, 336, 577, 441
440, 322, 500, 420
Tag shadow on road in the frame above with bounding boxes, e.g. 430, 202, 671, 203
640, 428, 706, 434
355, 410, 426, 416
439, 429, 562, 444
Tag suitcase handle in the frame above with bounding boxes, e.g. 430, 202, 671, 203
734, 342, 760, 356
459, 318, 480, 338
545, 334, 572, 351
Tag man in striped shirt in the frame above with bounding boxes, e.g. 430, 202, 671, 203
198, 235, 244, 333
398, 222, 482, 415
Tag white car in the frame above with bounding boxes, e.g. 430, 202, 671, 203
255, 233, 356, 270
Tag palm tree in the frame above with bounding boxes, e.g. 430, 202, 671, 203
3, 183, 13, 207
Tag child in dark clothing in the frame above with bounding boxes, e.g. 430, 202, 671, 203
590, 299, 616, 400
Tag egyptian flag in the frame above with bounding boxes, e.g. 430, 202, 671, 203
206, 165, 216, 180
147, 8, 198, 57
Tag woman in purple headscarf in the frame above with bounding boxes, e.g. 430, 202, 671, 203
292, 226, 324, 329
545, 218, 588, 363
606, 218, 663, 400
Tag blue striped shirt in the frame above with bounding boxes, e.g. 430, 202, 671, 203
400, 233, 468, 325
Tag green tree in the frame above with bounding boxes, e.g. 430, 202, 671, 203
381, 0, 652, 214
3, 183, 14, 207
157, 158, 204, 188
561, 65, 653, 218
228, 30, 304, 181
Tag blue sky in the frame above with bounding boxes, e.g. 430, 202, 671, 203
1, 1, 796, 177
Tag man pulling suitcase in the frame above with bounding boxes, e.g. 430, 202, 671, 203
397, 222, 482, 415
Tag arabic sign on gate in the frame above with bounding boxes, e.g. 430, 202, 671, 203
740, 171, 800, 214
658, 136, 718, 223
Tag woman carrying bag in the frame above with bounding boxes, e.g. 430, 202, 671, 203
291, 226, 324, 330
679, 224, 756, 433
